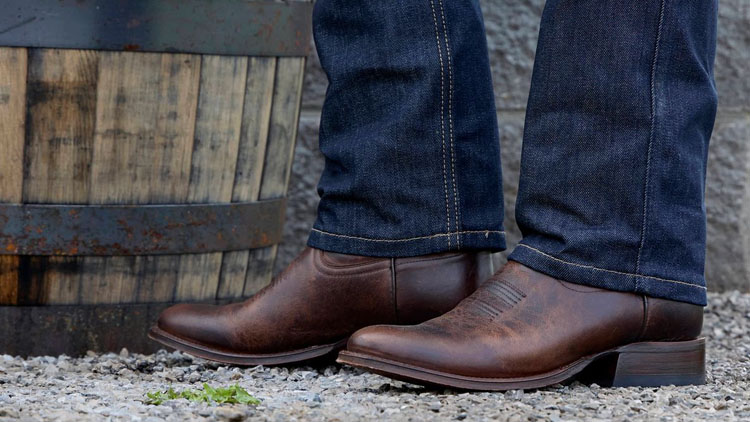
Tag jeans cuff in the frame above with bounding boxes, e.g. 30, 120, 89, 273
508, 243, 707, 306
307, 228, 506, 257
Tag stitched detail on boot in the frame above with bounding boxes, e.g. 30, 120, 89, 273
493, 278, 527, 301
429, 0, 452, 249
470, 296, 503, 318
312, 250, 391, 277
637, 296, 650, 342
484, 279, 526, 309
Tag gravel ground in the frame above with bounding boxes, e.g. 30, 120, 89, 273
1, 291, 748, 422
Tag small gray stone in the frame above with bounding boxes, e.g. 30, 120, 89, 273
213, 406, 246, 421
0, 408, 19, 418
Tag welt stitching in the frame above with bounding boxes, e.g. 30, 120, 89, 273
635, 0, 667, 289
369, 348, 607, 381
517, 244, 707, 290
311, 228, 505, 242
429, 0, 452, 250
437, 0, 461, 249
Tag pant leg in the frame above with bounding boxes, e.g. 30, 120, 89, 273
508, 0, 718, 305
307, 0, 505, 257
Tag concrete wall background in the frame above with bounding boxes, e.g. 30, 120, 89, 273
277, 0, 750, 291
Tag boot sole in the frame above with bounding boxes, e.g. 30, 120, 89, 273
148, 326, 348, 366
337, 337, 705, 390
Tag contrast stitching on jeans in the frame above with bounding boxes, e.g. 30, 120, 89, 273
311, 228, 505, 242
635, 0, 667, 288
517, 244, 707, 290
437, 0, 461, 249
429, 0, 452, 249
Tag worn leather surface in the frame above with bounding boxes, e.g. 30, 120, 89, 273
347, 261, 704, 378
156, 247, 490, 355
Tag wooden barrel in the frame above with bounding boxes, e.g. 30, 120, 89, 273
0, 0, 312, 356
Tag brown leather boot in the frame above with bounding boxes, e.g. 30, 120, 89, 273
148, 247, 491, 365
338, 261, 705, 390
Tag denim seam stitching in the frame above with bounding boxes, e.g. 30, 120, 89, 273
635, 0, 667, 290
437, 0, 461, 249
429, 0, 452, 250
517, 244, 706, 290
311, 228, 505, 243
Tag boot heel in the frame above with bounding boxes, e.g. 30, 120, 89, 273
577, 338, 706, 387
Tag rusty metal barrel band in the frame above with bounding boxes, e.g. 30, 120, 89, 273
0, 0, 313, 57
0, 199, 286, 256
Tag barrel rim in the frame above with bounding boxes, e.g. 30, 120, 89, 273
0, 0, 313, 57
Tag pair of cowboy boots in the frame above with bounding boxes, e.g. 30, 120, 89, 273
150, 247, 704, 390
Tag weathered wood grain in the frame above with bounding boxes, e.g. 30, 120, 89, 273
0, 258, 19, 305
20, 49, 99, 305
243, 57, 306, 296
1, 50, 303, 306
0, 48, 27, 204
83, 51, 200, 304
173, 55, 249, 301
23, 50, 97, 204
0, 47, 27, 305
216, 57, 277, 299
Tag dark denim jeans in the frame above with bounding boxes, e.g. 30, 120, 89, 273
307, 0, 718, 306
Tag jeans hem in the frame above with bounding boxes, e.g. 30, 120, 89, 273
508, 243, 707, 306
307, 228, 506, 257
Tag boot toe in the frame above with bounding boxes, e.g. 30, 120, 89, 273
346, 322, 510, 379
346, 324, 454, 370
156, 303, 234, 350
346, 325, 406, 357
